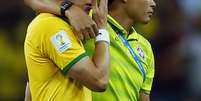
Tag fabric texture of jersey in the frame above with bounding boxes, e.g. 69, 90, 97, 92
24, 13, 91, 101
84, 15, 155, 101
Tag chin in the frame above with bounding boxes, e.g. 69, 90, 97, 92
140, 17, 151, 24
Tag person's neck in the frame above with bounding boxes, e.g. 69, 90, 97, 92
109, 9, 134, 34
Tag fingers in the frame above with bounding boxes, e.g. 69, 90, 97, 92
88, 27, 96, 38
80, 33, 84, 41
82, 28, 90, 40
92, 0, 108, 29
73, 20, 98, 40
81, 21, 98, 40
87, 21, 98, 38
76, 32, 84, 41
99, 0, 108, 10
92, 22, 99, 35
67, 6, 97, 40
92, 0, 100, 17
92, 0, 98, 10
77, 31, 84, 41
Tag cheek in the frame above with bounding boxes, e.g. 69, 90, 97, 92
72, 0, 86, 6
128, 2, 144, 17
127, 3, 138, 16
137, 1, 150, 21
130, 6, 143, 21
126, 0, 150, 22
132, 8, 150, 23
139, 11, 151, 24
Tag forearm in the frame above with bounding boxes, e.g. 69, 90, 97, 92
92, 41, 110, 87
24, 82, 32, 101
139, 92, 150, 101
24, 0, 62, 15
68, 41, 110, 92
67, 0, 109, 91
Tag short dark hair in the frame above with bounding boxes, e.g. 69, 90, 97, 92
108, 0, 114, 7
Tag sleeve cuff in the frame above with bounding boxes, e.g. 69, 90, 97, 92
140, 89, 151, 95
63, 52, 87, 75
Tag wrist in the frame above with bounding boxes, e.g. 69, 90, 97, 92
95, 29, 110, 44
97, 20, 107, 29
60, 0, 73, 18
99, 26, 107, 29
64, 5, 76, 19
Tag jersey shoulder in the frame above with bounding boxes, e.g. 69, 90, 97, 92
26, 13, 75, 44
27, 13, 72, 34
136, 33, 155, 68
136, 33, 153, 53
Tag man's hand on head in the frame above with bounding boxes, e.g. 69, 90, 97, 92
65, 5, 98, 40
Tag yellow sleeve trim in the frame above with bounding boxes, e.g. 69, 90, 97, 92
63, 52, 87, 75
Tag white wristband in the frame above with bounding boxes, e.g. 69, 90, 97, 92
96, 29, 110, 44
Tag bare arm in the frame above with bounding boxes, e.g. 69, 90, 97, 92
24, 0, 62, 15
24, 0, 98, 40
69, 42, 109, 91
24, 82, 31, 101
68, 0, 109, 92
139, 92, 150, 101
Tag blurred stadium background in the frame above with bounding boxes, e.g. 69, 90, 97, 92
0, 0, 201, 101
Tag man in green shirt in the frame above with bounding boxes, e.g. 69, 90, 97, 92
87, 0, 156, 100
25, 0, 156, 100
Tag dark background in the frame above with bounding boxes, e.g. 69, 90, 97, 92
0, 0, 201, 101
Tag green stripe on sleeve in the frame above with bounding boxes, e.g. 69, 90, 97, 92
63, 52, 87, 75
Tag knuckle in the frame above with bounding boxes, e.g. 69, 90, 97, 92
84, 26, 91, 30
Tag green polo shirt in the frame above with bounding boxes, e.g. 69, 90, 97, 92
83, 15, 155, 101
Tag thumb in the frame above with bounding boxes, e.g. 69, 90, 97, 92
92, 0, 98, 10
99, 0, 108, 10
92, 0, 98, 20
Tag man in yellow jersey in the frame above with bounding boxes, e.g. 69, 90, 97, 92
25, 0, 156, 101
24, 0, 110, 101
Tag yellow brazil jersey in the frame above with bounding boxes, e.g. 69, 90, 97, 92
24, 13, 91, 101
84, 15, 155, 101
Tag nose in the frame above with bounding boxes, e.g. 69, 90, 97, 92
151, 0, 156, 9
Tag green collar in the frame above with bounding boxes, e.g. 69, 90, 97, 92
107, 15, 138, 39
